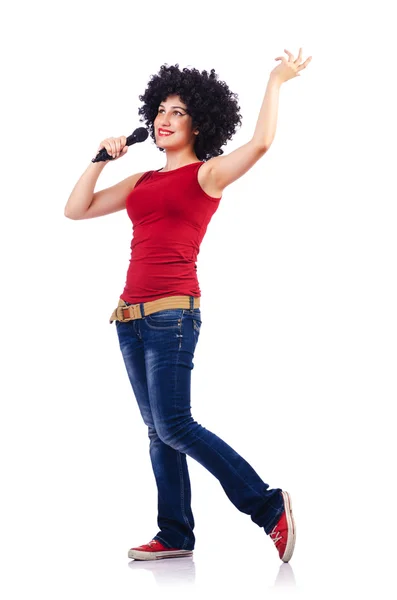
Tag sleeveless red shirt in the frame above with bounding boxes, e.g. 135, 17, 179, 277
119, 161, 222, 304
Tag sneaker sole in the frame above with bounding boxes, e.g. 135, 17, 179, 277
281, 490, 296, 562
128, 548, 193, 560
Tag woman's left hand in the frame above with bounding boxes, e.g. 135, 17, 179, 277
270, 48, 312, 84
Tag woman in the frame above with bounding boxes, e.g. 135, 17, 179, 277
65, 49, 312, 563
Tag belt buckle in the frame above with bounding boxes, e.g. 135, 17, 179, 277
116, 304, 135, 322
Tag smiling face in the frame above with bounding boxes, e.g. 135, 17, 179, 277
154, 94, 199, 150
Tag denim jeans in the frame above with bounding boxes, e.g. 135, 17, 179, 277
115, 297, 285, 550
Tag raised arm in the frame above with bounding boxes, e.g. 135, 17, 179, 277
205, 48, 312, 191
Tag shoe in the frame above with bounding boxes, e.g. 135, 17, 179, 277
128, 539, 193, 561
269, 490, 296, 562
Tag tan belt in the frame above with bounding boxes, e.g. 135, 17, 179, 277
109, 295, 201, 324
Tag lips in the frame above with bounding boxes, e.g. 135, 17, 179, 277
158, 129, 174, 136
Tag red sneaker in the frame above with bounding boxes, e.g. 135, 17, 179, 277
128, 539, 193, 561
269, 491, 296, 562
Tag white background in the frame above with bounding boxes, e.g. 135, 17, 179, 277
1, 0, 396, 598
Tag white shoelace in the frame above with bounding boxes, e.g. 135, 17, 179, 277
270, 526, 282, 544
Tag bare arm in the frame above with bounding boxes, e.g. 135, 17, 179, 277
202, 76, 282, 192
64, 135, 136, 219
64, 162, 145, 220
206, 48, 312, 191
64, 162, 107, 219
251, 74, 282, 150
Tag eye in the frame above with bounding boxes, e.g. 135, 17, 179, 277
158, 109, 184, 116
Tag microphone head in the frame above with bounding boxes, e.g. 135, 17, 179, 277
125, 127, 149, 147
133, 127, 149, 142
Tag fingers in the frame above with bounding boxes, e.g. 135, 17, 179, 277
112, 138, 121, 158
297, 56, 313, 71
98, 137, 115, 159
98, 136, 127, 160
294, 48, 303, 64
283, 47, 312, 71
284, 47, 309, 64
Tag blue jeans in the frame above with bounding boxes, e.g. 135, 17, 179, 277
115, 298, 284, 550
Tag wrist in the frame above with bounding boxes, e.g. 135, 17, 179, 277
89, 159, 107, 169
268, 73, 283, 87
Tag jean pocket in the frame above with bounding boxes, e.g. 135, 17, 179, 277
145, 309, 183, 330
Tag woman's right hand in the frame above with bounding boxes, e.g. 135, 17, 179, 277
97, 136, 128, 161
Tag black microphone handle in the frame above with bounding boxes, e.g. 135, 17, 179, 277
91, 147, 118, 163
91, 128, 148, 163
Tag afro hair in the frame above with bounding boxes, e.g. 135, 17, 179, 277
138, 64, 243, 161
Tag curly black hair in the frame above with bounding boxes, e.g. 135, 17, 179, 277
137, 64, 243, 161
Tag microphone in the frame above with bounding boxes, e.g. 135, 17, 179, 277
91, 127, 149, 162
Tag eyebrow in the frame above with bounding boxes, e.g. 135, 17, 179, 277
159, 104, 187, 111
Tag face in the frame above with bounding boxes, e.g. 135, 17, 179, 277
154, 94, 198, 149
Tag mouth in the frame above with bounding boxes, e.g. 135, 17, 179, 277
158, 129, 174, 137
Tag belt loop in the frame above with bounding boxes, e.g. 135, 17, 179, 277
189, 296, 194, 311
140, 302, 145, 317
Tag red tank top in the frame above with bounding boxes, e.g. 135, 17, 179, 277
119, 161, 222, 304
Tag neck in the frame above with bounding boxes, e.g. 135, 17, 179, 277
161, 148, 200, 171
